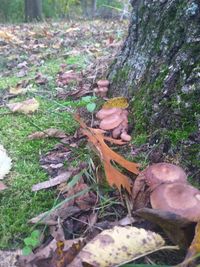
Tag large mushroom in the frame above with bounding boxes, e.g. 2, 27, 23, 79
144, 163, 187, 190
132, 163, 188, 210
150, 182, 200, 222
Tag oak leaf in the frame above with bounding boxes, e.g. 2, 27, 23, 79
76, 116, 140, 193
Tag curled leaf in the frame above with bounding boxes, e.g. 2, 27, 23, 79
28, 128, 67, 140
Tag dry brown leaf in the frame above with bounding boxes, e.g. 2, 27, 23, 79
68, 226, 165, 267
76, 116, 139, 193
7, 98, 39, 114
28, 129, 67, 140
32, 171, 73, 192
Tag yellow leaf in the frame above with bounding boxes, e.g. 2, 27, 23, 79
9, 86, 24, 95
0, 30, 14, 41
103, 97, 129, 109
0, 30, 22, 44
69, 226, 165, 267
7, 98, 39, 114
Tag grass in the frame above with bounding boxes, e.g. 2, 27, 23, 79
0, 19, 128, 249
0, 54, 87, 248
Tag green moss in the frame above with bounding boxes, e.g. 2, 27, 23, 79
132, 133, 148, 146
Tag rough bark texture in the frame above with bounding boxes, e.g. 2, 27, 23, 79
108, 0, 200, 181
25, 0, 42, 22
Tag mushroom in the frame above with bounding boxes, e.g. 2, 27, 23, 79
98, 87, 108, 97
112, 124, 123, 138
100, 113, 123, 130
144, 163, 187, 189
150, 182, 200, 222
96, 107, 131, 141
120, 132, 132, 142
96, 108, 122, 120
97, 80, 110, 88
94, 80, 110, 98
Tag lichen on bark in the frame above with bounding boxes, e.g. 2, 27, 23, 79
108, 0, 200, 182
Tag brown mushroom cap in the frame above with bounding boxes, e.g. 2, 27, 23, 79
100, 113, 123, 130
96, 108, 122, 120
144, 163, 187, 189
150, 183, 200, 222
97, 80, 109, 87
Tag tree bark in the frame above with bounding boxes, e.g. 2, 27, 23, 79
25, 0, 42, 22
108, 0, 200, 181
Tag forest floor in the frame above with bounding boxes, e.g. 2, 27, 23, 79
0, 20, 191, 267
0, 19, 130, 260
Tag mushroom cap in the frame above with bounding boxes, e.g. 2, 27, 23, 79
100, 113, 123, 130
120, 132, 131, 142
97, 80, 110, 87
144, 163, 187, 189
99, 87, 108, 92
150, 183, 200, 222
96, 108, 122, 120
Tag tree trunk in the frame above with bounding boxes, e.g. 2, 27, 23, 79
108, 0, 200, 181
25, 0, 42, 22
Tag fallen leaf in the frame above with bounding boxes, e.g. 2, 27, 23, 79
7, 98, 39, 114
9, 85, 25, 95
68, 226, 165, 267
17, 238, 84, 267
103, 97, 129, 109
75, 116, 140, 193
29, 206, 81, 225
28, 129, 67, 140
32, 171, 73, 192
0, 145, 12, 180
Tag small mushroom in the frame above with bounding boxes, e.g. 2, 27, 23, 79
112, 124, 123, 138
98, 87, 108, 97
144, 163, 187, 189
97, 80, 110, 88
96, 108, 122, 120
150, 182, 200, 222
100, 113, 123, 130
120, 132, 131, 142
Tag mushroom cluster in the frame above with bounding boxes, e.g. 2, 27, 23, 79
96, 107, 131, 141
94, 80, 109, 97
137, 163, 200, 222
